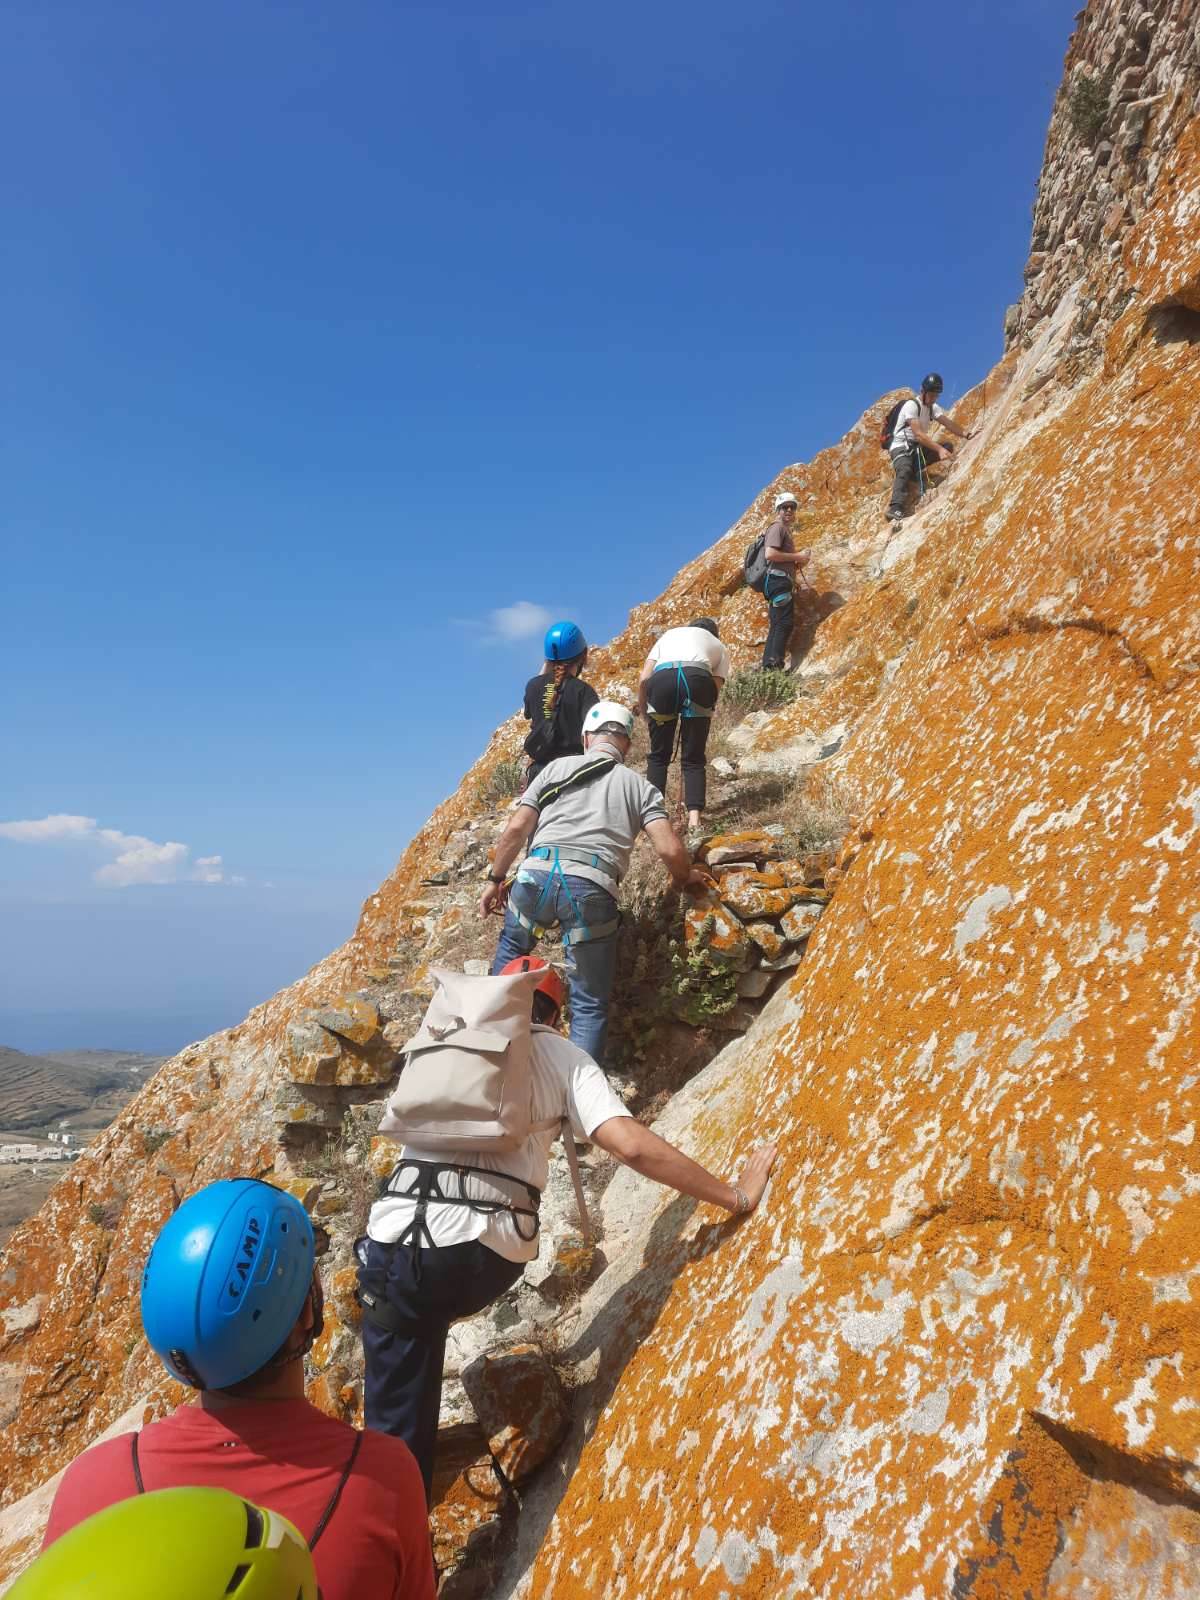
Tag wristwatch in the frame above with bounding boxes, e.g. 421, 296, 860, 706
487, 871, 507, 885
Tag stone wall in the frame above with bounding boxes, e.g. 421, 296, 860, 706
1006, 0, 1200, 364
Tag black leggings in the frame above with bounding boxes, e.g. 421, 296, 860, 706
645, 666, 717, 811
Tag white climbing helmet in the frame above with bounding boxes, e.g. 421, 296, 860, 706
583, 701, 635, 740
774, 491, 799, 510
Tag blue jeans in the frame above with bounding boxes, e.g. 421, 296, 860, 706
490, 869, 619, 1065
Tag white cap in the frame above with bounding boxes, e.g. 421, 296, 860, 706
774, 491, 799, 510
583, 701, 635, 740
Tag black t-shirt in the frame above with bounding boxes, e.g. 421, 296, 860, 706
522, 673, 599, 762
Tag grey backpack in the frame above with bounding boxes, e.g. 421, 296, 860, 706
379, 966, 591, 1237
743, 531, 770, 593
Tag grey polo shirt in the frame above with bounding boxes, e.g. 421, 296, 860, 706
517, 754, 667, 890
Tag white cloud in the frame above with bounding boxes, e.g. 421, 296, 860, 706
0, 813, 98, 843
95, 836, 191, 887
0, 814, 239, 889
485, 600, 553, 644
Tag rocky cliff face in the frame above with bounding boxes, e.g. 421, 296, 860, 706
3, 3, 1199, 1593
1006, 0, 1199, 364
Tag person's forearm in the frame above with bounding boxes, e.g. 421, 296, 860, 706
910, 425, 938, 449
645, 819, 694, 886
636, 664, 653, 714
492, 813, 535, 877
943, 416, 968, 439
596, 1120, 738, 1210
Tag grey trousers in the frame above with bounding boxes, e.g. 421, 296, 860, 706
888, 446, 938, 516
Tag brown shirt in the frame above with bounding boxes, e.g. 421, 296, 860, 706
764, 516, 795, 586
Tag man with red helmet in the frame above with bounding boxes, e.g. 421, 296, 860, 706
357, 958, 777, 1499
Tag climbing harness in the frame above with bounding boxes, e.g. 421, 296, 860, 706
511, 845, 620, 945
647, 662, 719, 780
355, 1140, 592, 1338
381, 1159, 543, 1254
646, 663, 716, 724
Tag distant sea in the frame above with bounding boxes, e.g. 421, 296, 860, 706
0, 1009, 235, 1057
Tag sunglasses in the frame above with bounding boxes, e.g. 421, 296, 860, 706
780, 503, 796, 511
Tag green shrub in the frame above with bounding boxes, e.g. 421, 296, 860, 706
476, 756, 525, 807
665, 921, 739, 1026
141, 1128, 174, 1156
1068, 70, 1112, 143
721, 668, 798, 713
87, 1197, 124, 1230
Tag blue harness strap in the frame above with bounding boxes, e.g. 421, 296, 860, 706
649, 661, 715, 720
512, 847, 620, 945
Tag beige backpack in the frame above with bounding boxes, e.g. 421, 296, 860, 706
379, 965, 591, 1237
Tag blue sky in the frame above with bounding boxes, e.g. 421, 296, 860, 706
2, 0, 1073, 1053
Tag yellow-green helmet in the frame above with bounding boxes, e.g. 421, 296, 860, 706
12, 1487, 317, 1600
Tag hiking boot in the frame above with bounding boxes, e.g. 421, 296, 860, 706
886, 509, 904, 525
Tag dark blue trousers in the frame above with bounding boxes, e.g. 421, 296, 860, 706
763, 571, 795, 668
357, 1236, 525, 1504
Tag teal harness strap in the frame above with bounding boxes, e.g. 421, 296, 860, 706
514, 845, 620, 947
529, 844, 614, 874
560, 915, 619, 946
650, 661, 715, 720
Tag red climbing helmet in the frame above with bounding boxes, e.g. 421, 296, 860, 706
500, 956, 567, 1020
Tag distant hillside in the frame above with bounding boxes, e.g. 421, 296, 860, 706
0, 1046, 162, 1133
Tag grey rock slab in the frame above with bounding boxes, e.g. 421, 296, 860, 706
760, 946, 805, 972
491, 979, 807, 1597
780, 902, 825, 941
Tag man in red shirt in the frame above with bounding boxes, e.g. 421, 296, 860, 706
42, 1178, 435, 1600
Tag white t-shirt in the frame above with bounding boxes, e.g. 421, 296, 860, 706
366, 1027, 631, 1263
891, 398, 946, 452
646, 627, 731, 681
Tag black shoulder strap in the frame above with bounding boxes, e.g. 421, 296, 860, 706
534, 755, 616, 811
131, 1416, 360, 1550
309, 1430, 363, 1550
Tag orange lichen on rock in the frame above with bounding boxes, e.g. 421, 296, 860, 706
520, 103, 1200, 1600
3, 11, 1200, 1594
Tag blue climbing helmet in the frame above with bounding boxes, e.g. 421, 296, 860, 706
543, 620, 587, 663
141, 1178, 316, 1391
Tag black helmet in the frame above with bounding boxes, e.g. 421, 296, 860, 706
689, 617, 720, 638
921, 372, 944, 394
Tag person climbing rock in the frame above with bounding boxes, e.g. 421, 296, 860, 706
481, 699, 713, 1065
17, 1487, 321, 1600
636, 617, 731, 835
761, 492, 811, 670
521, 619, 599, 786
356, 957, 778, 1500
885, 373, 973, 524
42, 1180, 435, 1600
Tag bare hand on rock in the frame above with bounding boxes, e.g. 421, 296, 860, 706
733, 1143, 778, 1213
682, 866, 718, 896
